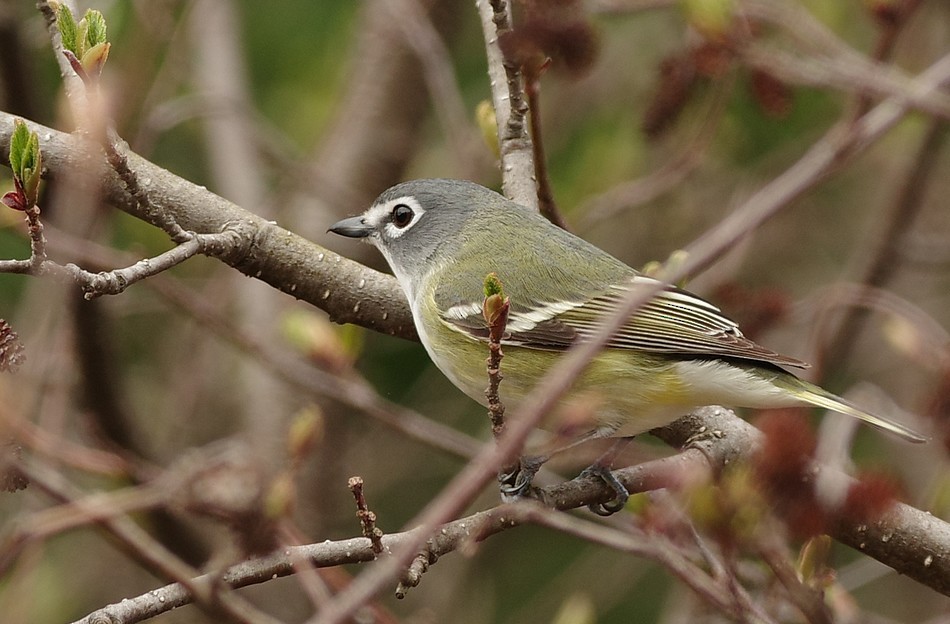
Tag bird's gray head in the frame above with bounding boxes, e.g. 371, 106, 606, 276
329, 179, 510, 296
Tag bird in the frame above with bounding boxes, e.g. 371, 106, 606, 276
329, 178, 926, 510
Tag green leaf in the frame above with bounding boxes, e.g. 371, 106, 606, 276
482, 273, 509, 327
75, 20, 89, 57
8, 119, 29, 180
22, 132, 42, 204
56, 4, 79, 55
483, 272, 504, 299
83, 9, 108, 49
8, 120, 42, 204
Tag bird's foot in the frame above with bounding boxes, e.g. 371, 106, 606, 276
579, 463, 630, 516
498, 454, 546, 502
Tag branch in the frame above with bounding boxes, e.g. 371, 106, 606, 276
0, 112, 416, 340
307, 50, 950, 616
380, 0, 488, 180
9, 49, 950, 624
4, 51, 949, 343
72, 407, 950, 624
475, 0, 537, 208
22, 458, 283, 624
818, 120, 948, 374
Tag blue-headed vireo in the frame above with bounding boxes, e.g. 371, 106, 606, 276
329, 179, 925, 498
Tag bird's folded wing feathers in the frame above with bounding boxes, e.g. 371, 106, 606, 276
437, 276, 809, 369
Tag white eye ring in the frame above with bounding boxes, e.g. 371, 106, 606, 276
376, 196, 424, 238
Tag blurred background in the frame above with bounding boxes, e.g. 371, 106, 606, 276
0, 0, 948, 622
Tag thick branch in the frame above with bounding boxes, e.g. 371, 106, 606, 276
0, 112, 416, 340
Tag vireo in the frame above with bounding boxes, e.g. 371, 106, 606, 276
329, 179, 925, 500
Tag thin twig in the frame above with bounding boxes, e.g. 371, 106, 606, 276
0, 198, 46, 275
348, 476, 385, 555
482, 274, 510, 439
0, 222, 252, 299
737, 1, 950, 121
380, 0, 487, 180
483, 274, 519, 482
848, 0, 922, 120
525, 71, 569, 229
817, 120, 948, 376
755, 529, 833, 624
522, 506, 779, 624
577, 68, 734, 229
22, 460, 282, 624
476, 0, 537, 208
38, 0, 189, 242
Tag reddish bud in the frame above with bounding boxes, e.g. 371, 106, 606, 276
754, 409, 816, 486
691, 41, 733, 77
498, 17, 599, 77
1, 192, 25, 212
864, 0, 913, 27
753, 410, 828, 537
62, 49, 89, 84
642, 52, 698, 139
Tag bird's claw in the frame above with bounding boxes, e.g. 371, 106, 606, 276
580, 464, 629, 516
498, 455, 545, 502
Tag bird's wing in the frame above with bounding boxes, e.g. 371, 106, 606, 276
436, 275, 809, 369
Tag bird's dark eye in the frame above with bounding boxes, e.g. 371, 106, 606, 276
391, 204, 415, 228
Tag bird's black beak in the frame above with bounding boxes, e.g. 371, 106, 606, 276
328, 216, 372, 238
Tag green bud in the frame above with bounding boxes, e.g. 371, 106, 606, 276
476, 100, 500, 159
81, 41, 111, 77
280, 308, 358, 372
798, 535, 832, 588
57, 6, 109, 77
484, 294, 508, 327
483, 272, 504, 299
640, 260, 662, 277
623, 491, 651, 516
666, 249, 690, 287
287, 405, 324, 461
264, 471, 296, 519
551, 593, 596, 624
483, 273, 510, 328
681, 0, 736, 40
687, 466, 765, 543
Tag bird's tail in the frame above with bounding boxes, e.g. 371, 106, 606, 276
780, 377, 928, 443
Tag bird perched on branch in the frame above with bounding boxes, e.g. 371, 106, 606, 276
330, 179, 926, 512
